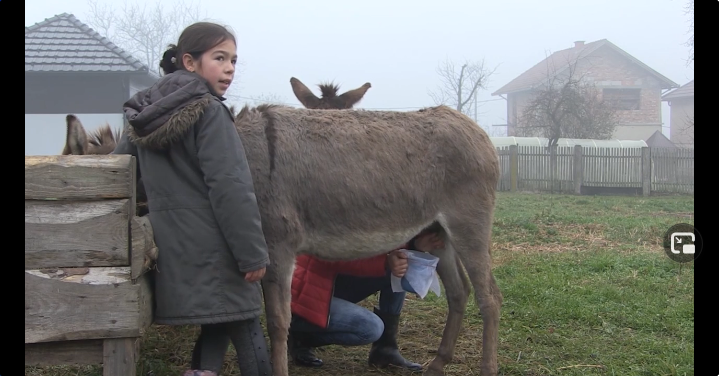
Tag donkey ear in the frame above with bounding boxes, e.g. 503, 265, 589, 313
63, 114, 89, 155
290, 77, 321, 109
338, 82, 371, 108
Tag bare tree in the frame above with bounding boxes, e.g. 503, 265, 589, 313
487, 125, 506, 137
86, 0, 207, 76
85, 0, 245, 102
514, 57, 619, 148
683, 0, 694, 66
428, 58, 497, 122
680, 112, 694, 147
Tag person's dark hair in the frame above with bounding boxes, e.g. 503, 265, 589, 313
159, 22, 237, 75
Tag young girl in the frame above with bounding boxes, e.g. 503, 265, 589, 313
111, 22, 272, 376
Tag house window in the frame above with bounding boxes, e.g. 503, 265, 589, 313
603, 88, 641, 110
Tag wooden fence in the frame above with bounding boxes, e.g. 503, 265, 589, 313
25, 155, 158, 376
496, 145, 694, 195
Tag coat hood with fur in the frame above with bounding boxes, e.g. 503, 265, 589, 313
123, 70, 232, 150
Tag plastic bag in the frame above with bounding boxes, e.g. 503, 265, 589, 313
390, 249, 441, 299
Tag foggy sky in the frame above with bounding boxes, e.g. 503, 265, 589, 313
26, 0, 694, 139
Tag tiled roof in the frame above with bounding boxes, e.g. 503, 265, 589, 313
662, 80, 694, 100
492, 39, 679, 95
25, 13, 153, 74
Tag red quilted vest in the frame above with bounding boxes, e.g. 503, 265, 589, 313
290, 250, 398, 328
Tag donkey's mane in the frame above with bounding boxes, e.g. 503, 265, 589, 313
88, 124, 121, 147
318, 83, 341, 98
237, 103, 287, 117
236, 103, 293, 175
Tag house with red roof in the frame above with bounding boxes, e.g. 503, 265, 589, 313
491, 39, 679, 141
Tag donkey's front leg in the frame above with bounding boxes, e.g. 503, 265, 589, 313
261, 252, 295, 376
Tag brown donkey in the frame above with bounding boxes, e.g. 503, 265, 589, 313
62, 114, 121, 155
62, 87, 503, 376
61, 114, 148, 216
229, 102, 502, 376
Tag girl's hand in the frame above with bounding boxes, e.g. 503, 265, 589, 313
245, 267, 266, 282
387, 250, 409, 277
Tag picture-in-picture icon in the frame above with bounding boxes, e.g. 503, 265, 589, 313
670, 232, 695, 254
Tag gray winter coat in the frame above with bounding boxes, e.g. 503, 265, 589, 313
112, 70, 270, 325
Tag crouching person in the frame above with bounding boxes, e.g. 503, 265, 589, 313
288, 231, 445, 372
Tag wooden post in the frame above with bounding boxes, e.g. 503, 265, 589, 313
103, 338, 139, 376
510, 145, 518, 192
641, 147, 651, 196
573, 145, 583, 195
549, 145, 559, 193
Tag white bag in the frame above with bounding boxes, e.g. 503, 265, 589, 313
390, 249, 441, 299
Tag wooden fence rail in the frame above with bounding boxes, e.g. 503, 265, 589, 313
495, 146, 694, 195
25, 155, 158, 376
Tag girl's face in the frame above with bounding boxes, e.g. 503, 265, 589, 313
184, 39, 237, 96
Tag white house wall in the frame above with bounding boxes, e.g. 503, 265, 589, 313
25, 113, 125, 156
129, 76, 145, 99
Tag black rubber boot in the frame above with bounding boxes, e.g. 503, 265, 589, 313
367, 307, 423, 372
288, 330, 324, 367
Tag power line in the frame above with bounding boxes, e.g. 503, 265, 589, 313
230, 95, 505, 111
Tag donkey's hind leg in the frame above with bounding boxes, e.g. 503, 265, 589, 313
261, 247, 296, 376
450, 210, 502, 376
424, 245, 472, 376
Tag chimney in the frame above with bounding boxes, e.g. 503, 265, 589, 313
574, 40, 585, 49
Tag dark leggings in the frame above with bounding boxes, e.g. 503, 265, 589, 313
190, 317, 272, 376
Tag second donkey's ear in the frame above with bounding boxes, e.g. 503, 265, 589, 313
63, 114, 89, 155
290, 77, 321, 109
338, 82, 371, 108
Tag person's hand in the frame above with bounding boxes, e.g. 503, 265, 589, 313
414, 232, 445, 252
245, 267, 266, 282
387, 250, 409, 278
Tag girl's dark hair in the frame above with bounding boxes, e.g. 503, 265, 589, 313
159, 22, 237, 75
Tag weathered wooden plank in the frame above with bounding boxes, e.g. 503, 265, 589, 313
573, 145, 583, 195
509, 145, 518, 192
103, 338, 139, 376
130, 215, 158, 281
25, 155, 134, 200
25, 339, 104, 366
25, 199, 131, 269
641, 147, 651, 196
25, 267, 153, 344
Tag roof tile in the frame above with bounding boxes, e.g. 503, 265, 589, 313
661, 80, 694, 100
25, 13, 153, 74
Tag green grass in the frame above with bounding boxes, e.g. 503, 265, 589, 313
25, 191, 695, 376
489, 250, 693, 376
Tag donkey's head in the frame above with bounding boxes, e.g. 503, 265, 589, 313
61, 114, 148, 216
62, 114, 120, 155
290, 77, 371, 110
